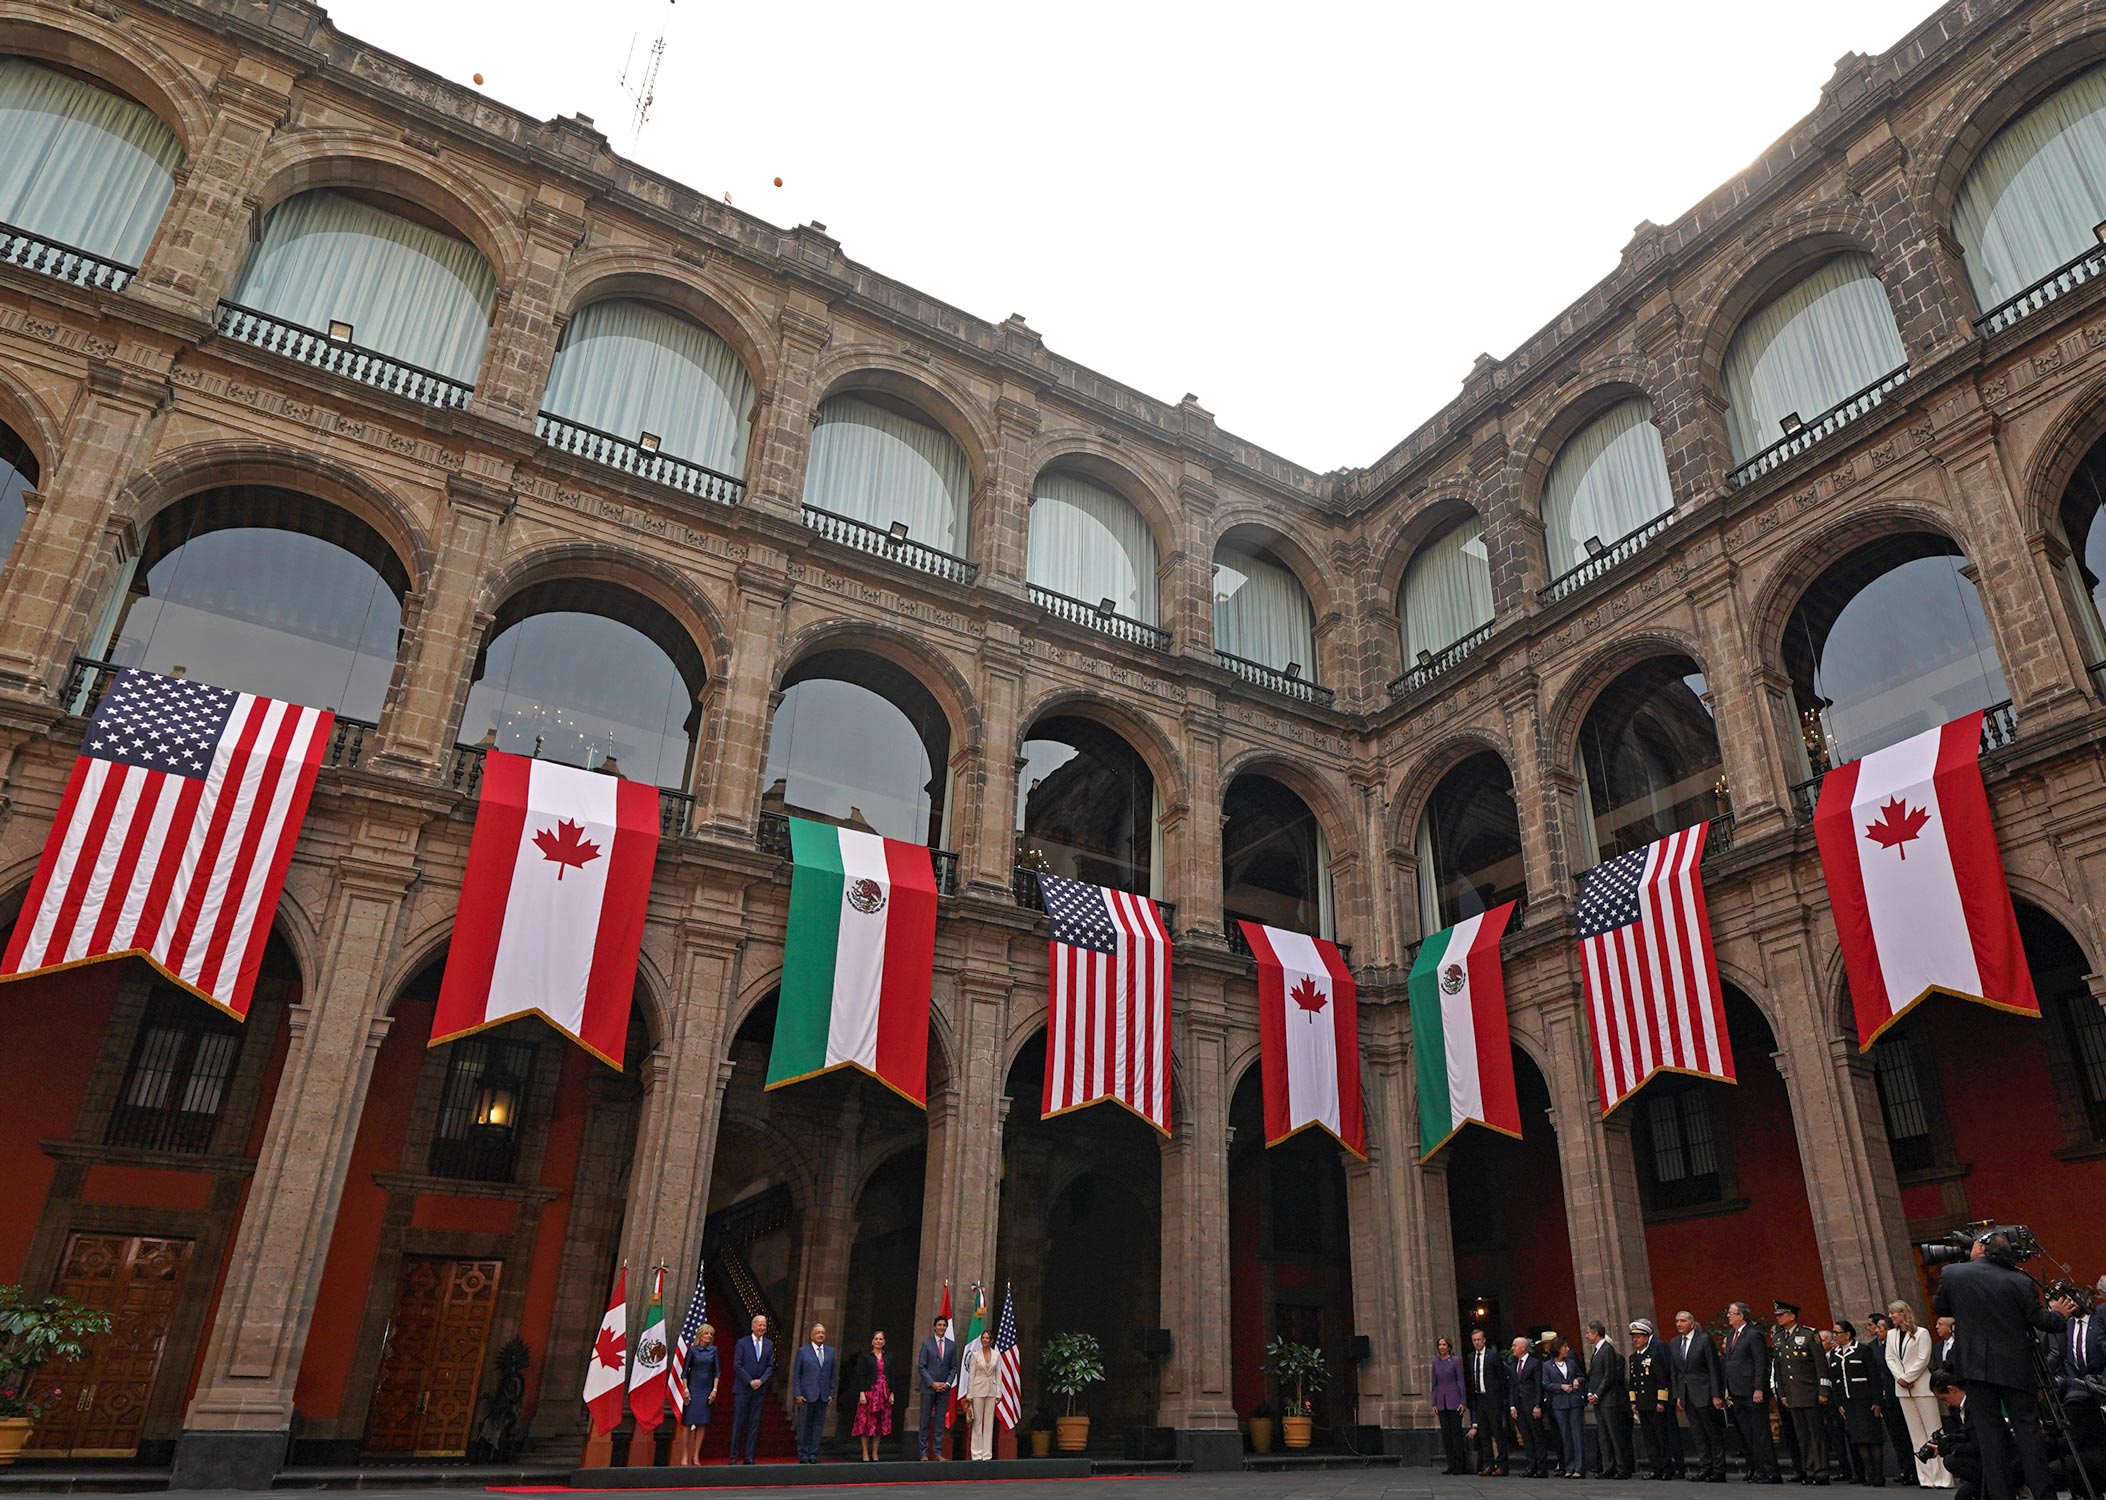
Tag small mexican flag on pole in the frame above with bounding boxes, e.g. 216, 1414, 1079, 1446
628, 1265, 670, 1431
949, 1282, 986, 1427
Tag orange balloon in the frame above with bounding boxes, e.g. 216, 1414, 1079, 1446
773, 177, 783, 187
472, 72, 484, 84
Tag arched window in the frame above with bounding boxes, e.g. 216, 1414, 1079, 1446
2057, 434, 2106, 661
228, 189, 497, 383
1213, 542, 1317, 677
1399, 514, 1493, 662
458, 581, 705, 790
762, 650, 951, 846
1539, 399, 1675, 576
803, 395, 970, 554
1720, 253, 1907, 462
1953, 64, 2106, 311
540, 299, 754, 475
1016, 715, 1158, 898
1783, 533, 2006, 772
97, 488, 406, 721
1576, 655, 1723, 864
0, 421, 36, 572
1416, 752, 1526, 935
1026, 473, 1159, 624
1223, 773, 1331, 939
0, 57, 180, 267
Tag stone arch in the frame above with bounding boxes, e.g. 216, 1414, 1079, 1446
2016, 370, 2106, 539
1218, 749, 1365, 934
248, 130, 528, 289
1543, 626, 1715, 775
1210, 508, 1341, 636
1385, 726, 1520, 858
771, 618, 983, 756
1512, 373, 1669, 516
0, 12, 212, 157
1022, 434, 1182, 584
1375, 490, 1488, 604
808, 349, 999, 500
0, 362, 62, 489
726, 965, 788, 1061
1014, 685, 1189, 822
552, 248, 779, 401
475, 538, 732, 688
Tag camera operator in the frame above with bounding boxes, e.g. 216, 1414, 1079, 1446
1927, 1370, 1998, 1500
1932, 1229, 2068, 1500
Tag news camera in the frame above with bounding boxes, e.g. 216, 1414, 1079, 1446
1916, 1221, 2042, 1269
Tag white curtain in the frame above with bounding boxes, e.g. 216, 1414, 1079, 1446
1720, 253, 1907, 461
803, 395, 970, 553
1400, 513, 1493, 659
229, 189, 497, 383
0, 58, 179, 265
1213, 543, 1316, 673
1953, 64, 2106, 310
542, 299, 753, 473
1026, 473, 1160, 622
1540, 398, 1674, 574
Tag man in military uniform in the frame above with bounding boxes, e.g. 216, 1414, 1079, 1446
1772, 1300, 1832, 1486
1631, 1318, 1675, 1481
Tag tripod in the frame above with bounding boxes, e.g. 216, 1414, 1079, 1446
2027, 1331, 2099, 1500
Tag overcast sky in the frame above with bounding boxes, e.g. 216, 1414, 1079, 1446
329, 0, 1938, 472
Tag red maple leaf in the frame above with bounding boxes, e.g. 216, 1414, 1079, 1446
1863, 796, 1931, 860
1290, 974, 1328, 1022
593, 1325, 626, 1370
533, 818, 602, 880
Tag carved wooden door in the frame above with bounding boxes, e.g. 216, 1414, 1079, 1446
26, 1234, 194, 1457
363, 1258, 502, 1457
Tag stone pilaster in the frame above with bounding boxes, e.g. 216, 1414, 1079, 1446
1179, 701, 1225, 939
696, 565, 791, 837
471, 197, 590, 425
978, 388, 1040, 594
1689, 565, 1792, 842
743, 299, 831, 519
1543, 1000, 1654, 1339
1156, 1015, 1236, 1467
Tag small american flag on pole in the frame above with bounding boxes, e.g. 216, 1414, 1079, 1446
1035, 872, 1171, 1134
666, 1257, 705, 1422
1576, 821, 1735, 1115
2, 668, 332, 1019
995, 1282, 1021, 1431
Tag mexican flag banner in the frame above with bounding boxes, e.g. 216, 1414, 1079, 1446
768, 816, 938, 1105
1408, 901, 1522, 1159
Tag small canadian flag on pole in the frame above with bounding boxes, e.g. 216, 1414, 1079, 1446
1814, 710, 2038, 1046
583, 1265, 628, 1436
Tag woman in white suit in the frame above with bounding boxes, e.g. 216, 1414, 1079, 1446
1885, 1300, 1950, 1486
962, 1329, 1004, 1461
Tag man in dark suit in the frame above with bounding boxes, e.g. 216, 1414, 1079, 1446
1510, 1335, 1548, 1477
1587, 1320, 1635, 1480
1631, 1319, 1675, 1481
1932, 1232, 2066, 1500
1932, 1317, 1957, 1373
1723, 1301, 1781, 1483
730, 1314, 776, 1465
2051, 1285, 2106, 1393
916, 1314, 957, 1461
1673, 1309, 1730, 1482
1465, 1327, 1510, 1475
1929, 1371, 1996, 1500
1866, 1313, 1916, 1487
792, 1322, 837, 1464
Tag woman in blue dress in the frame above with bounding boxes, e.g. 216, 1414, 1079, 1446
672, 1323, 718, 1466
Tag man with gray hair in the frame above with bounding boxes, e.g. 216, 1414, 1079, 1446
1587, 1319, 1635, 1480
1722, 1300, 1782, 1483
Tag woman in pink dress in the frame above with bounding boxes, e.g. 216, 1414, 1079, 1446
848, 1329, 895, 1461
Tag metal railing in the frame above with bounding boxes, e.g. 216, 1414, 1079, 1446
1539, 512, 1675, 605
216, 301, 475, 409
1404, 896, 1529, 965
1975, 243, 2106, 337
801, 504, 978, 584
1, 221, 134, 292
63, 661, 379, 770
450, 742, 695, 837
1215, 649, 1336, 708
1027, 583, 1172, 652
1726, 364, 1910, 489
1390, 622, 1493, 698
1789, 700, 2019, 822
1011, 864, 1176, 929
757, 810, 959, 895
536, 411, 745, 507
1223, 920, 1351, 967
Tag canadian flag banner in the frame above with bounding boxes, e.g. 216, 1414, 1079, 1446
1814, 710, 2038, 1047
433, 750, 660, 1068
1241, 921, 1365, 1157
583, 1265, 628, 1435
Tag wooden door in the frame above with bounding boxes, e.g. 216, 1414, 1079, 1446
363, 1258, 502, 1457
26, 1234, 194, 1458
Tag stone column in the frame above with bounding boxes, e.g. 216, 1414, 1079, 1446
1541, 998, 1654, 1339
1500, 674, 1568, 924
470, 196, 590, 425
789, 1091, 862, 1437
696, 565, 791, 838
1156, 1015, 1237, 1468
1179, 701, 1225, 939
1690, 567, 1793, 843
743, 299, 831, 520
965, 636, 1024, 896
173, 844, 419, 1488
1173, 468, 1219, 668
977, 387, 1039, 594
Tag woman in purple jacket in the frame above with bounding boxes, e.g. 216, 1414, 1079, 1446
1432, 1336, 1469, 1475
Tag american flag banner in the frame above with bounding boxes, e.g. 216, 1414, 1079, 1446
666, 1257, 706, 1422
1576, 821, 1736, 1115
995, 1282, 1021, 1431
2, 668, 333, 1019
1035, 872, 1172, 1134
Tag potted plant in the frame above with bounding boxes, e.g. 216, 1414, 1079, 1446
0, 1287, 111, 1465
1041, 1332, 1105, 1452
1027, 1404, 1056, 1459
1248, 1400, 1276, 1454
1262, 1337, 1328, 1450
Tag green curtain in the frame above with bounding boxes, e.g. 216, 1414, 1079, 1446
541, 298, 754, 474
0, 58, 180, 264
1026, 472, 1160, 622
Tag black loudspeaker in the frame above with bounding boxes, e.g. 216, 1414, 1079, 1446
1136, 1327, 1173, 1358
1349, 1334, 1373, 1363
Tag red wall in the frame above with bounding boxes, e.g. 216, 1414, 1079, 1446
0, 964, 122, 1282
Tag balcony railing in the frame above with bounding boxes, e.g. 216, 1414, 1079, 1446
1975, 243, 2106, 338
1027, 583, 1171, 652
63, 660, 379, 769
1, 221, 134, 293
801, 504, 978, 585
758, 811, 959, 895
536, 412, 745, 507
1788, 700, 2018, 822
1224, 919, 1351, 967
450, 742, 695, 837
1010, 864, 1176, 931
216, 301, 475, 410
1726, 363, 1910, 490
1539, 512, 1675, 605
1215, 650, 1335, 708
1390, 622, 1494, 698
1403, 896, 1530, 965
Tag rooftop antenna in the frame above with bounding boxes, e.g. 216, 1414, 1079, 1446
617, 3, 672, 148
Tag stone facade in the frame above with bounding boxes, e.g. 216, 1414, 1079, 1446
3, 0, 2106, 1483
